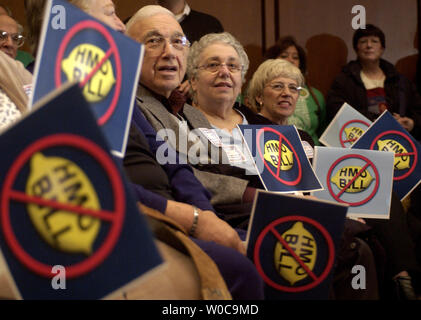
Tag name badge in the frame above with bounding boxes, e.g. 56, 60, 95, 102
198, 128, 223, 147
222, 144, 247, 164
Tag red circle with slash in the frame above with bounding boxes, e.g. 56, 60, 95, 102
327, 154, 379, 206
369, 130, 418, 181
256, 127, 302, 186
253, 215, 335, 292
55, 20, 122, 126
0, 134, 125, 279
339, 119, 371, 148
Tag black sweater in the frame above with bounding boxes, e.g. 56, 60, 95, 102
326, 59, 421, 140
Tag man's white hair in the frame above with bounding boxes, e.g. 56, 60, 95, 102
126, 5, 175, 35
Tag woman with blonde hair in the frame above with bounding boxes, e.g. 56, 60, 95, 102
263, 36, 327, 145
245, 58, 314, 151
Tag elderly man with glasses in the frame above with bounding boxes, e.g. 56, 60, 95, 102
126, 5, 258, 226
0, 14, 25, 60
123, 5, 264, 300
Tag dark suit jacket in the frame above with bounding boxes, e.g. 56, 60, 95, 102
180, 9, 224, 44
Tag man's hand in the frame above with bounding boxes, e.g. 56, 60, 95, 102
165, 200, 245, 254
195, 210, 246, 255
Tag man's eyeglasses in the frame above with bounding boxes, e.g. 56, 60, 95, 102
144, 35, 190, 51
0, 30, 25, 47
266, 82, 301, 94
196, 62, 243, 74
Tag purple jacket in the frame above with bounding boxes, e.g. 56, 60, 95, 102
123, 104, 215, 214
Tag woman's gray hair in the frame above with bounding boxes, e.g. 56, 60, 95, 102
186, 32, 249, 83
246, 59, 304, 112
126, 5, 175, 37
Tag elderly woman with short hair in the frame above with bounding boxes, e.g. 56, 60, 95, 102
245, 58, 315, 150
247, 59, 304, 124
186, 32, 258, 170
187, 32, 249, 131
182, 32, 267, 226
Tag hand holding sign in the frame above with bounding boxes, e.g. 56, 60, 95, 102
352, 111, 421, 200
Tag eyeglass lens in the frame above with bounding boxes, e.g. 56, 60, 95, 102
0, 31, 24, 47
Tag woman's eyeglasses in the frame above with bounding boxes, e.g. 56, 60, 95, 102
196, 62, 243, 73
266, 82, 301, 94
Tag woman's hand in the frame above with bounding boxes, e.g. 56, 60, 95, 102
177, 80, 191, 98
393, 113, 414, 132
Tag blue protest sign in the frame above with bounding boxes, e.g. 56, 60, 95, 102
311, 146, 394, 219
0, 83, 162, 299
30, 0, 143, 158
246, 191, 347, 299
238, 124, 322, 193
319, 103, 372, 148
351, 110, 421, 200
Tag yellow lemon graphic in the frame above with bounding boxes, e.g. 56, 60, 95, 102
344, 127, 365, 143
263, 140, 294, 170
331, 166, 373, 193
62, 43, 115, 103
25, 153, 101, 255
274, 222, 317, 285
377, 139, 411, 170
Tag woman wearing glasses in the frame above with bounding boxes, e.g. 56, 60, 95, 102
166, 32, 269, 228
247, 59, 304, 124
185, 33, 316, 227
186, 32, 262, 170
263, 36, 327, 146
244, 59, 315, 156
187, 32, 247, 133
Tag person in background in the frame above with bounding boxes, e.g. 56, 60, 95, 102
0, 14, 25, 60
157, 0, 223, 44
0, 50, 32, 131
0, 7, 32, 131
326, 24, 421, 141
0, 5, 34, 68
326, 27, 421, 287
263, 36, 327, 145
157, 0, 224, 98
